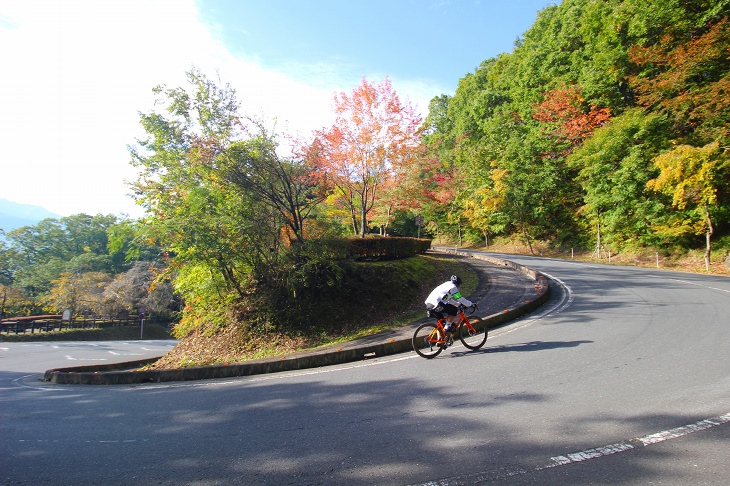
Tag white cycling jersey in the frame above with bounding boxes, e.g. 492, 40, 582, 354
425, 280, 473, 309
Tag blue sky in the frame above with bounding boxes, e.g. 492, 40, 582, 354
199, 0, 555, 93
0, 0, 555, 219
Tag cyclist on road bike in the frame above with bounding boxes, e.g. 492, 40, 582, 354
424, 275, 477, 333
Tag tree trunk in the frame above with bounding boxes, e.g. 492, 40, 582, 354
350, 206, 359, 236
515, 204, 534, 255
360, 206, 368, 238
704, 201, 713, 272
522, 224, 534, 255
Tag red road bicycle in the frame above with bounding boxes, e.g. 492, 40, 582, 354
412, 304, 488, 358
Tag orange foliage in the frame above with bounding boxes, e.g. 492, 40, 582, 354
628, 18, 730, 140
533, 85, 611, 147
306, 77, 422, 236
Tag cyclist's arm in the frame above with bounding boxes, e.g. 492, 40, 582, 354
446, 288, 473, 308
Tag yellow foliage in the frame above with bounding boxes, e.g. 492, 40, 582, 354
491, 166, 510, 196
647, 141, 725, 210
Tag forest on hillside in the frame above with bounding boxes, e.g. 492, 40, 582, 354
419, 0, 730, 270
1, 0, 728, 337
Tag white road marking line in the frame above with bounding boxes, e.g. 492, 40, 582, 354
17, 439, 149, 444
64, 355, 107, 362
11, 375, 74, 391
546, 442, 635, 467
637, 414, 730, 445
408, 412, 730, 485
542, 412, 730, 469
488, 271, 574, 338
645, 274, 730, 293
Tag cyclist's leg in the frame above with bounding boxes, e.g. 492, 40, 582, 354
441, 303, 458, 331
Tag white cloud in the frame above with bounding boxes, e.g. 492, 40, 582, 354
0, 0, 437, 218
1, 0, 202, 217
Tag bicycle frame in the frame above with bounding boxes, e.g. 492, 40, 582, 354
431, 308, 476, 344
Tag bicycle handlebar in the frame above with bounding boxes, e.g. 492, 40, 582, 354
458, 303, 478, 315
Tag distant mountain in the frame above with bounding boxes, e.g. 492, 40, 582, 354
0, 198, 60, 233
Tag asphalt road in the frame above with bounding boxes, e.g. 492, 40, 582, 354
1, 251, 728, 485
0, 340, 178, 375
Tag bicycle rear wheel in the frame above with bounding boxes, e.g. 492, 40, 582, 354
459, 319, 488, 350
412, 324, 445, 358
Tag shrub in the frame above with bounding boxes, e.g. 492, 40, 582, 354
348, 237, 431, 260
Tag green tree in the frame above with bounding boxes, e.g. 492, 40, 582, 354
0, 236, 16, 286
568, 108, 671, 252
420, 0, 730, 255
106, 219, 162, 269
129, 69, 252, 301
5, 215, 122, 299
129, 69, 335, 335
224, 123, 326, 245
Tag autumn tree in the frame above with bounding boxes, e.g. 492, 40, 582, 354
629, 17, 730, 146
462, 180, 509, 248
647, 142, 730, 271
0, 284, 31, 318
532, 85, 611, 149
44, 271, 112, 316
310, 77, 422, 237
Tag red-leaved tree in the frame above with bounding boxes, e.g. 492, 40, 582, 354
308, 77, 422, 237
532, 85, 611, 150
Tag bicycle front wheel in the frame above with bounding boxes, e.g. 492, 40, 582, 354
412, 324, 445, 359
459, 319, 488, 350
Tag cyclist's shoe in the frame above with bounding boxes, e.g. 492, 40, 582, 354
439, 334, 454, 349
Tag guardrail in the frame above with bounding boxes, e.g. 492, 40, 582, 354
1, 315, 140, 335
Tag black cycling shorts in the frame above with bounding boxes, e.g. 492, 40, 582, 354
429, 302, 457, 319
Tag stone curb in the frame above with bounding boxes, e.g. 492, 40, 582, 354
42, 252, 550, 385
